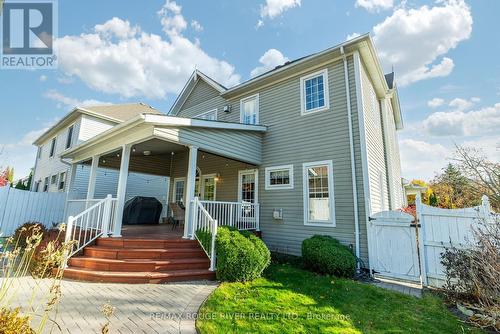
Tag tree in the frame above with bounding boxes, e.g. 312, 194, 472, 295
430, 163, 477, 209
454, 146, 500, 211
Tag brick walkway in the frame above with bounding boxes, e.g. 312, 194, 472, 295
8, 277, 218, 334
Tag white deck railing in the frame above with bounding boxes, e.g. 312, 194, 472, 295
191, 197, 217, 271
64, 195, 117, 260
65, 198, 103, 221
199, 200, 260, 231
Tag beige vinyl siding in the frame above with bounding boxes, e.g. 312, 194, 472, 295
182, 80, 222, 111
169, 150, 254, 204
360, 60, 389, 214
383, 100, 404, 209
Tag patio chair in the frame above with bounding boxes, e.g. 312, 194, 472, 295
168, 203, 185, 230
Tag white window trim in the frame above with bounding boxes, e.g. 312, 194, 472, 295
49, 137, 56, 158
201, 173, 217, 200
65, 124, 75, 150
58, 172, 66, 191
238, 169, 259, 203
302, 160, 336, 226
173, 177, 186, 203
239, 93, 260, 125
265, 164, 294, 190
300, 68, 330, 115
195, 109, 218, 121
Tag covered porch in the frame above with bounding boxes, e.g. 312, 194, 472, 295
61, 115, 266, 244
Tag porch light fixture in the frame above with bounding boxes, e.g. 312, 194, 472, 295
143, 150, 151, 156
132, 147, 136, 152
214, 173, 221, 182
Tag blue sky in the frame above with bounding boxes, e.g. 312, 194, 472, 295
1, 0, 499, 181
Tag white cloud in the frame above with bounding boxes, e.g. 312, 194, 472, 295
346, 32, 361, 41
55, 1, 240, 99
448, 97, 474, 111
373, 0, 472, 86
39, 75, 47, 82
43, 89, 111, 109
260, 0, 301, 19
250, 49, 289, 78
427, 98, 445, 108
355, 0, 393, 12
399, 139, 450, 180
190, 20, 203, 32
422, 103, 500, 137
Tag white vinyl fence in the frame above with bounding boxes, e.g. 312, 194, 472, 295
0, 186, 67, 236
368, 194, 495, 288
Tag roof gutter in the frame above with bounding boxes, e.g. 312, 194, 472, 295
341, 46, 361, 267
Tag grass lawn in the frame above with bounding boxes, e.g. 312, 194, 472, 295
197, 264, 482, 334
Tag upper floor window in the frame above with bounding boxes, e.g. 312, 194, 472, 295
49, 137, 56, 158
58, 172, 66, 191
240, 94, 259, 125
37, 146, 42, 159
300, 69, 330, 115
195, 109, 217, 121
43, 177, 49, 192
66, 125, 74, 149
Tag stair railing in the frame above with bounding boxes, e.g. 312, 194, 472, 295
64, 194, 117, 261
191, 197, 218, 271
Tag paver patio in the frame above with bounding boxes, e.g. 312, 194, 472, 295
7, 276, 218, 334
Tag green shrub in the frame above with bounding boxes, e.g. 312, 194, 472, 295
12, 222, 47, 249
302, 235, 356, 278
216, 227, 270, 282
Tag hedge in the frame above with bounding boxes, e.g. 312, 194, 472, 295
302, 235, 356, 278
216, 227, 270, 282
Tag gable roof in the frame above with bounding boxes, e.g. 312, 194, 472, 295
33, 103, 162, 145
168, 70, 226, 116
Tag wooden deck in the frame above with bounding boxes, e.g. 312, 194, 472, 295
121, 224, 185, 239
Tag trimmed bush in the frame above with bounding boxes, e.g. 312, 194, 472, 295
302, 235, 356, 278
216, 227, 270, 282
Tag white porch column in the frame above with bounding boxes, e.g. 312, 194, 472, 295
86, 155, 100, 200
183, 146, 198, 239
113, 144, 131, 237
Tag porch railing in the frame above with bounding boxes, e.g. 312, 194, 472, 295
191, 197, 217, 271
64, 194, 117, 260
199, 200, 260, 231
65, 198, 103, 220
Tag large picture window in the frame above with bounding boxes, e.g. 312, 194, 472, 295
300, 69, 330, 115
240, 94, 259, 125
265, 165, 293, 190
303, 160, 335, 226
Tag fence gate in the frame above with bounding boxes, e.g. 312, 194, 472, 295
368, 211, 421, 282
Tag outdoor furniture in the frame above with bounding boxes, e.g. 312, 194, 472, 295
168, 203, 185, 230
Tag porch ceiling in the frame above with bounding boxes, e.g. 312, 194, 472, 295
61, 115, 265, 165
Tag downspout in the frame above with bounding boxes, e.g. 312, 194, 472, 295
341, 46, 361, 266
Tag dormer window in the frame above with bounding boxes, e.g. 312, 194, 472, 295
300, 69, 330, 115
240, 94, 259, 125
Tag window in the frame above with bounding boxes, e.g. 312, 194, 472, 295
49, 137, 56, 157
195, 109, 217, 121
201, 174, 216, 201
240, 94, 259, 125
66, 125, 74, 149
300, 69, 330, 115
173, 178, 185, 204
34, 181, 40, 192
58, 172, 66, 191
238, 169, 258, 204
303, 160, 335, 226
50, 174, 57, 185
43, 177, 49, 192
265, 165, 294, 190
37, 146, 42, 159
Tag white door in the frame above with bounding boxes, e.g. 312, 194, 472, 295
368, 211, 421, 282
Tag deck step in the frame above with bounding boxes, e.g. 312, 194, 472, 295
95, 238, 200, 249
63, 267, 216, 284
83, 246, 207, 259
68, 257, 210, 272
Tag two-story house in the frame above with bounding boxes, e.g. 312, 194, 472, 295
35, 34, 405, 283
